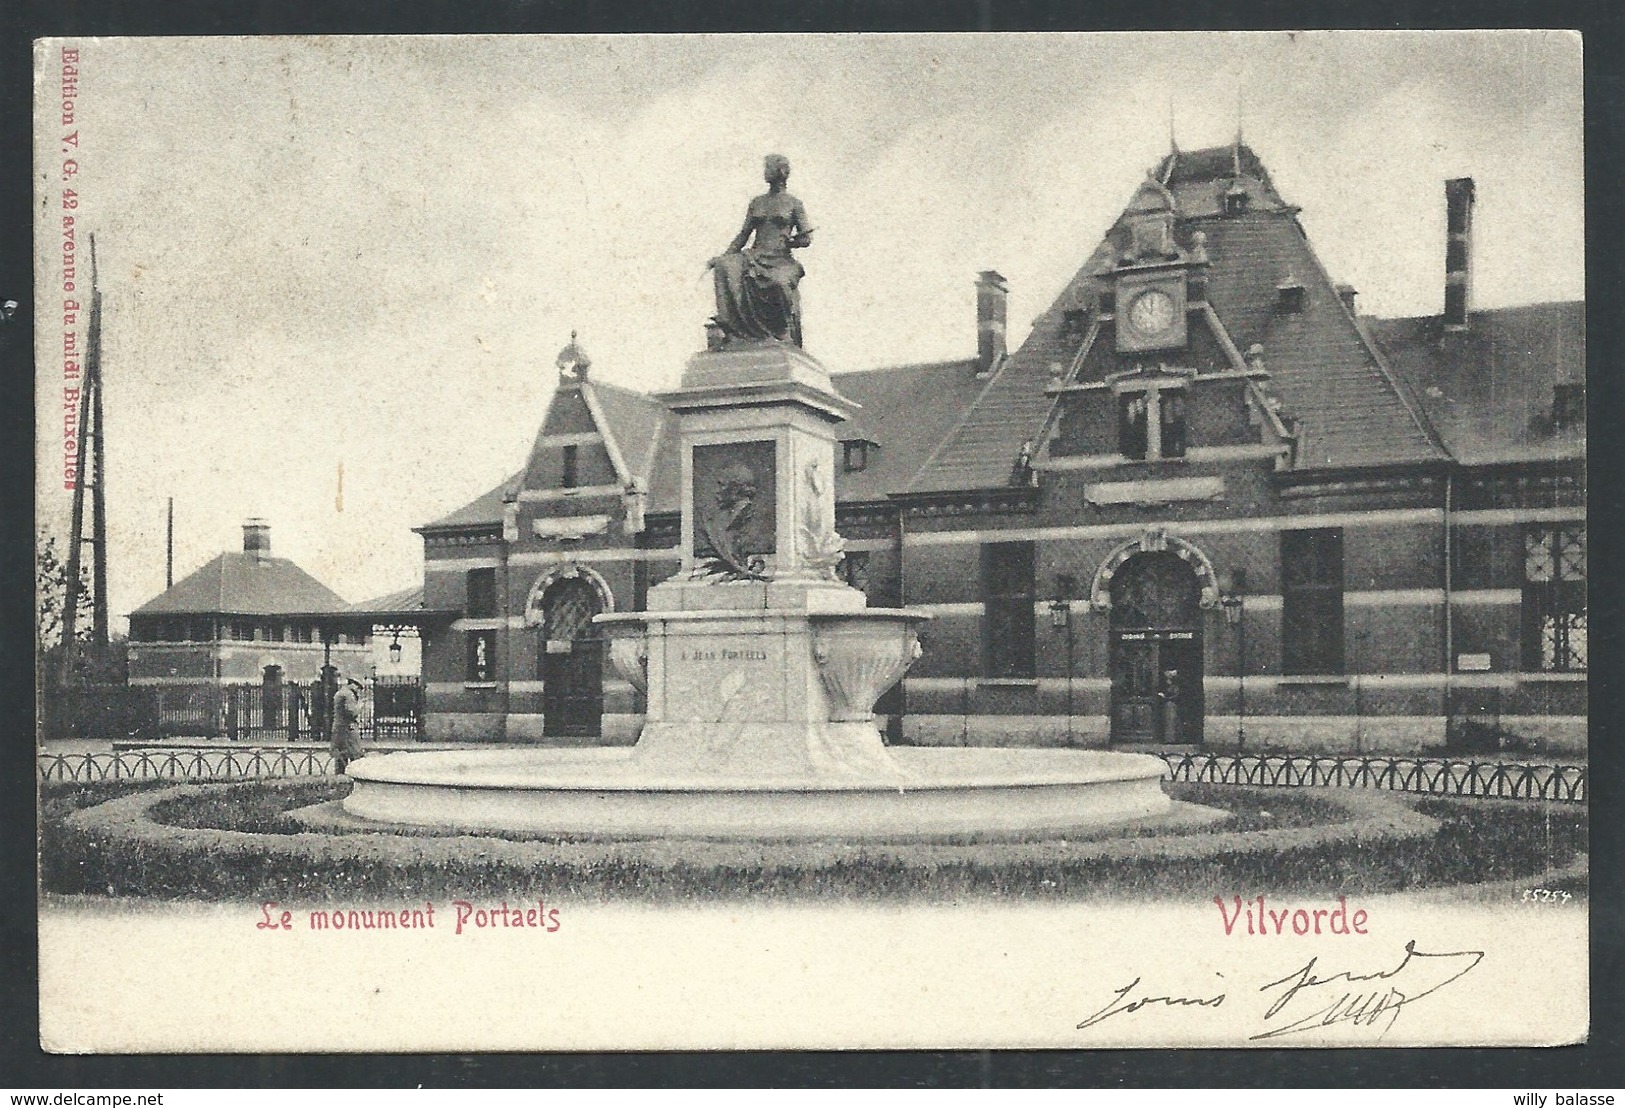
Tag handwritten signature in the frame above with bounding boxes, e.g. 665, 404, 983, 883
1076, 941, 1484, 1040
1252, 940, 1485, 1040
1075, 976, 1227, 1029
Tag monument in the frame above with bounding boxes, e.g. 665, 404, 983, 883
343, 157, 1172, 840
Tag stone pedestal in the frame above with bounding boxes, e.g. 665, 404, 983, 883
601, 596, 926, 783
660, 341, 857, 584
594, 340, 931, 784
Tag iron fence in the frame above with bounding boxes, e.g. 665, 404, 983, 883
38, 745, 1586, 803
46, 678, 424, 742
1159, 752, 1586, 803
39, 747, 334, 784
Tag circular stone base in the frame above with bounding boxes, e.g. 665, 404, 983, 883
342, 747, 1173, 841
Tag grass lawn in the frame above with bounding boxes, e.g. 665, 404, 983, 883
39, 777, 1586, 903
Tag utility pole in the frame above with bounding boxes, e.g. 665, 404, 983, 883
60, 233, 109, 683
166, 497, 174, 588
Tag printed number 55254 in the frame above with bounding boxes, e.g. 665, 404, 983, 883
1522, 888, 1574, 904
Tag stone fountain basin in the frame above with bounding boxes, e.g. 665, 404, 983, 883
342, 746, 1172, 841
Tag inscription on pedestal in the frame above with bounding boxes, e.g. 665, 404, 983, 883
664, 632, 790, 721
680, 648, 770, 662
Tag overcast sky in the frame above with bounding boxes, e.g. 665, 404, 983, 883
33, 31, 1583, 629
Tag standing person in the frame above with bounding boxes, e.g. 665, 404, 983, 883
331, 677, 365, 775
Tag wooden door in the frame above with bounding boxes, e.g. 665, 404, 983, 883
1111, 635, 1162, 743
1109, 551, 1205, 746
540, 577, 604, 738
543, 641, 603, 738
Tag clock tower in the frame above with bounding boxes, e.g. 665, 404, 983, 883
1111, 177, 1201, 354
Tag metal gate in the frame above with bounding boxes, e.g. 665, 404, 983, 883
47, 679, 426, 742
367, 676, 425, 740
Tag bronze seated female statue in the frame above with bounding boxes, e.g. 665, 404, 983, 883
708, 154, 813, 347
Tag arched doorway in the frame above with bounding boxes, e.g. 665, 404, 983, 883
539, 576, 604, 738
1109, 551, 1204, 745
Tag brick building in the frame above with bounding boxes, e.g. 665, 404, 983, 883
417, 144, 1584, 754
127, 520, 372, 727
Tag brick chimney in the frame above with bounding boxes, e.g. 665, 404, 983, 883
242, 518, 271, 556
1444, 178, 1475, 331
975, 270, 1008, 377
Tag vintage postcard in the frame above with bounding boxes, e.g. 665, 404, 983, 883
34, 32, 1587, 1051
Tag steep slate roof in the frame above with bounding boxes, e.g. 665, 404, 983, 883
1365, 301, 1585, 465
908, 143, 1444, 492
131, 552, 350, 616
588, 378, 675, 489
1160, 144, 1286, 215
831, 358, 985, 502
1197, 210, 1441, 468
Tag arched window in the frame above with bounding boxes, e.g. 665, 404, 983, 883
542, 577, 600, 649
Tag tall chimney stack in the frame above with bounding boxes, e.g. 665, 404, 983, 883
242, 518, 271, 557
975, 270, 1008, 377
1444, 178, 1475, 332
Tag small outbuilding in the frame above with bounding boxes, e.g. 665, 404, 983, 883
126, 520, 372, 737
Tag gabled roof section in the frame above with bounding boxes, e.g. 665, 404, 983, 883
586, 377, 676, 489
421, 373, 683, 534
1365, 302, 1584, 465
908, 143, 1443, 491
131, 552, 350, 616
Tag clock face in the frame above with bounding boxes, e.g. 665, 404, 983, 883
1128, 289, 1176, 335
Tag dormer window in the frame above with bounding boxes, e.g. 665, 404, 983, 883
1553, 383, 1585, 430
1223, 186, 1249, 216
1276, 280, 1306, 314
1116, 382, 1187, 462
1160, 391, 1187, 458
1118, 394, 1149, 460
1122, 180, 1179, 265
1130, 214, 1174, 261
842, 439, 875, 473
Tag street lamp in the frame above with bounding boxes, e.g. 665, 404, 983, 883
388, 632, 403, 665
1050, 574, 1077, 629
1051, 574, 1078, 745
1220, 569, 1247, 751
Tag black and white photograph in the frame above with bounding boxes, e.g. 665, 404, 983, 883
31, 30, 1588, 1052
